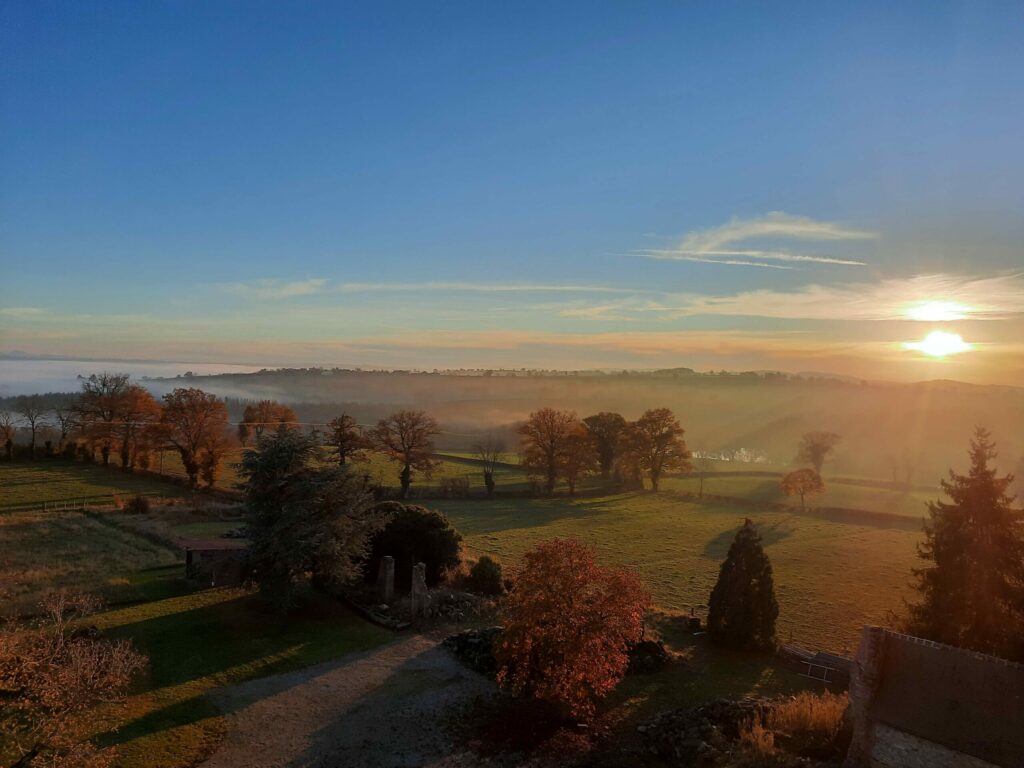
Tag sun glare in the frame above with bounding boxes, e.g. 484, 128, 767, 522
905, 300, 971, 322
903, 330, 972, 358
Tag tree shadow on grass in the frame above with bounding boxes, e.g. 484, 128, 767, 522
438, 495, 618, 536
700, 518, 797, 560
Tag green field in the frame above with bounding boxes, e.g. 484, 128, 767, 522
0, 461, 186, 509
434, 490, 923, 654
664, 473, 937, 519
0, 507, 183, 614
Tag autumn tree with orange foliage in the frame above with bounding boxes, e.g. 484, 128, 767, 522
621, 408, 690, 491
161, 388, 230, 488
495, 539, 651, 718
237, 400, 298, 446
780, 468, 825, 509
116, 385, 162, 470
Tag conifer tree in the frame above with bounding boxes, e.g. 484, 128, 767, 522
707, 519, 779, 650
907, 428, 1024, 660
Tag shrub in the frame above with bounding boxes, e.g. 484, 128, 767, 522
438, 477, 471, 498
738, 692, 849, 762
765, 691, 847, 757
366, 502, 462, 591
495, 538, 651, 718
124, 495, 151, 515
466, 555, 504, 595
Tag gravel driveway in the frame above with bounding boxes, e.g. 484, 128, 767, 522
201, 634, 497, 768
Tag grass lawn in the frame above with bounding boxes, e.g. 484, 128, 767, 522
93, 589, 392, 768
0, 461, 185, 509
664, 474, 937, 519
434, 491, 923, 654
0, 507, 183, 614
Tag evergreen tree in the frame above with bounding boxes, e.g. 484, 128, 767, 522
240, 429, 384, 611
707, 519, 779, 650
907, 428, 1024, 660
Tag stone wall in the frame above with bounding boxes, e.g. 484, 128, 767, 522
845, 626, 1024, 768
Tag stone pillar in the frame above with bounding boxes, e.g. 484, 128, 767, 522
376, 556, 395, 604
844, 625, 888, 767
410, 562, 429, 621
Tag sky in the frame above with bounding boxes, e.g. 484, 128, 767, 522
1, 1, 1023, 384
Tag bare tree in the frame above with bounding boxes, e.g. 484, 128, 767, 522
370, 410, 440, 498
51, 405, 78, 453
0, 409, 15, 461
473, 433, 507, 498
693, 453, 715, 498
0, 591, 147, 768
325, 413, 368, 466
796, 431, 841, 474
15, 395, 49, 460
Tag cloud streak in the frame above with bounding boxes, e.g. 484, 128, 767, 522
638, 212, 875, 268
337, 281, 640, 294
217, 278, 328, 299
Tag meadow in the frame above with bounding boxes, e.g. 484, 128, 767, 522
434, 491, 924, 654
0, 506, 183, 615
0, 461, 186, 509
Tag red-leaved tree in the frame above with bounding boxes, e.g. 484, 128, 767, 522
495, 538, 651, 718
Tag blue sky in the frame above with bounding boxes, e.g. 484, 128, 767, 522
2, 1, 1023, 382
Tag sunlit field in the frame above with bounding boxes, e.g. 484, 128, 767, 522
434, 491, 923, 654
0, 506, 182, 615
0, 462, 186, 509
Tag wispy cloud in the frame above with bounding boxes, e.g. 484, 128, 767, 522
672, 273, 1024, 321
217, 278, 328, 299
337, 281, 639, 294
637, 212, 875, 268
0, 307, 46, 317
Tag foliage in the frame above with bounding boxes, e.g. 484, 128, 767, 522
325, 412, 369, 465
237, 400, 297, 446
124, 495, 151, 515
438, 476, 471, 498
160, 388, 230, 489
0, 591, 147, 768
240, 429, 384, 611
739, 692, 848, 761
582, 412, 628, 480
518, 408, 593, 495
495, 538, 651, 718
365, 502, 462, 590
466, 555, 504, 595
621, 408, 691, 491
370, 410, 440, 499
707, 519, 779, 651
779, 468, 825, 508
74, 373, 132, 467
906, 428, 1024, 660
796, 432, 841, 474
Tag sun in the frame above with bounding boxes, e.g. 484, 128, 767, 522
903, 330, 972, 358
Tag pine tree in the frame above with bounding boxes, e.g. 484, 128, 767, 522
907, 428, 1024, 660
707, 519, 779, 650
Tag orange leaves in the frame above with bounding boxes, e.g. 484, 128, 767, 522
495, 538, 651, 718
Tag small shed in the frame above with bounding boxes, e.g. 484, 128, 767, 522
184, 540, 248, 587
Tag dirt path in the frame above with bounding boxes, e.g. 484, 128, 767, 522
200, 634, 497, 768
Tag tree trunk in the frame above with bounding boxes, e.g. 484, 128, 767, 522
101, 445, 110, 466
399, 464, 411, 498
484, 471, 495, 498
29, 430, 36, 460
